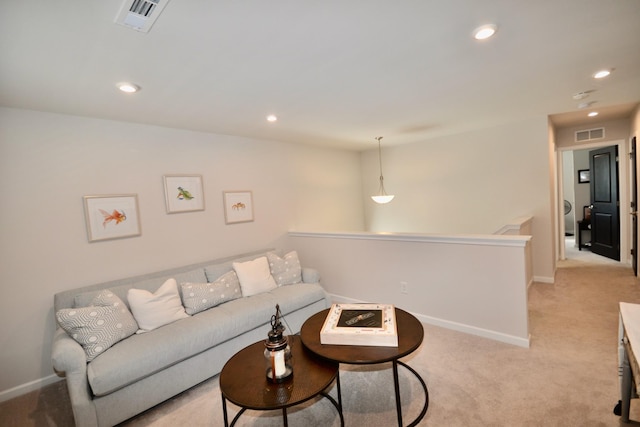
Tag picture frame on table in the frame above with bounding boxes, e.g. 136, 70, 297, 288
223, 191, 254, 224
163, 175, 205, 213
83, 194, 141, 242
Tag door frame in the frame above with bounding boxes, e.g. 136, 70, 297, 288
556, 139, 630, 265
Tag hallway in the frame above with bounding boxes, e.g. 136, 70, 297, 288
563, 235, 623, 267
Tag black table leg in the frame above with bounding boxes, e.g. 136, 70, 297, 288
222, 394, 229, 427
392, 360, 403, 426
398, 360, 429, 427
391, 360, 430, 427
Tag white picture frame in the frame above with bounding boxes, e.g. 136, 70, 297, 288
163, 175, 205, 213
223, 191, 254, 224
83, 194, 141, 242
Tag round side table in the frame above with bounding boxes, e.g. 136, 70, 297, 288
219, 335, 343, 427
300, 307, 428, 427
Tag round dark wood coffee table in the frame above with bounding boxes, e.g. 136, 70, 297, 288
300, 307, 429, 427
219, 335, 343, 427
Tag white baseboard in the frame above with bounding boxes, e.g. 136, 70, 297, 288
533, 275, 555, 284
328, 293, 530, 348
0, 374, 62, 403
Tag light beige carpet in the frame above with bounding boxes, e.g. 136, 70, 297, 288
3, 253, 640, 426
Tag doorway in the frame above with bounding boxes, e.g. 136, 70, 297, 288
557, 140, 629, 265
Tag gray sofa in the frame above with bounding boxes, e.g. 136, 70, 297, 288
51, 249, 330, 427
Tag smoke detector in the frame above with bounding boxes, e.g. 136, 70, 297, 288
115, 0, 171, 33
572, 91, 592, 100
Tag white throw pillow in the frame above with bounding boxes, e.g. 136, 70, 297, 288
127, 278, 189, 333
233, 256, 277, 297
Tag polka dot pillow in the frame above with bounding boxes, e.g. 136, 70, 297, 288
56, 290, 138, 362
267, 251, 302, 286
180, 270, 242, 315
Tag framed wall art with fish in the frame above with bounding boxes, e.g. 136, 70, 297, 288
83, 194, 142, 242
163, 175, 205, 213
223, 191, 254, 224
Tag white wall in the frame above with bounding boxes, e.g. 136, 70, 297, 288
289, 231, 532, 347
0, 107, 365, 397
360, 117, 554, 282
572, 150, 591, 221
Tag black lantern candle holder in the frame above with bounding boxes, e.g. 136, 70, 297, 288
264, 304, 293, 383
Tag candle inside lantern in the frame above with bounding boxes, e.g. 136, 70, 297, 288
273, 348, 286, 376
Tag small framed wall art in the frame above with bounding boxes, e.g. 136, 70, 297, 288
223, 191, 254, 224
578, 169, 590, 184
83, 194, 141, 242
163, 175, 205, 213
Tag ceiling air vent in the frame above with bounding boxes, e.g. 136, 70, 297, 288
575, 127, 605, 142
115, 0, 170, 33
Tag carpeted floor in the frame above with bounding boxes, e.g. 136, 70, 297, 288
2, 243, 640, 426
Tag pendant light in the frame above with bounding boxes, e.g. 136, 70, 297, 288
371, 136, 395, 204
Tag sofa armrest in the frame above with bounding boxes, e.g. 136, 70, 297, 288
52, 328, 86, 374
52, 328, 99, 427
301, 267, 320, 284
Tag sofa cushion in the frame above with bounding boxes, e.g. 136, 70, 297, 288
267, 283, 327, 314
180, 270, 242, 315
127, 278, 189, 333
74, 267, 208, 309
267, 251, 302, 286
56, 290, 138, 362
203, 261, 234, 283
233, 256, 277, 297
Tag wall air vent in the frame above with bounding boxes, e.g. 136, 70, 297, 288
575, 127, 605, 142
115, 0, 170, 33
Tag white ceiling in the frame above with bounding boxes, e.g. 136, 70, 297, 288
1, 1, 639, 151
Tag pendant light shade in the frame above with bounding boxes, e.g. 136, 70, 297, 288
371, 136, 395, 204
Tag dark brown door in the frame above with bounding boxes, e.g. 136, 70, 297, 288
589, 145, 620, 261
632, 137, 637, 275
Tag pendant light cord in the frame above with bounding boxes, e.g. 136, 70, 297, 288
372, 136, 394, 203
376, 136, 384, 181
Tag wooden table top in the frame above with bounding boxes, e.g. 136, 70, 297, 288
219, 335, 338, 410
300, 307, 424, 364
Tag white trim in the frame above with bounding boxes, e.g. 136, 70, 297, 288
534, 275, 555, 284
289, 230, 531, 248
0, 374, 62, 403
494, 216, 533, 235
329, 293, 530, 348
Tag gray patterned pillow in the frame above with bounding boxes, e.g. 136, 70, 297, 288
267, 251, 302, 286
56, 290, 138, 362
180, 270, 242, 315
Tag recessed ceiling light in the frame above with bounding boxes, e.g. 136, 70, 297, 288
117, 82, 140, 93
473, 24, 498, 40
588, 111, 599, 117
266, 114, 278, 122
593, 69, 611, 79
